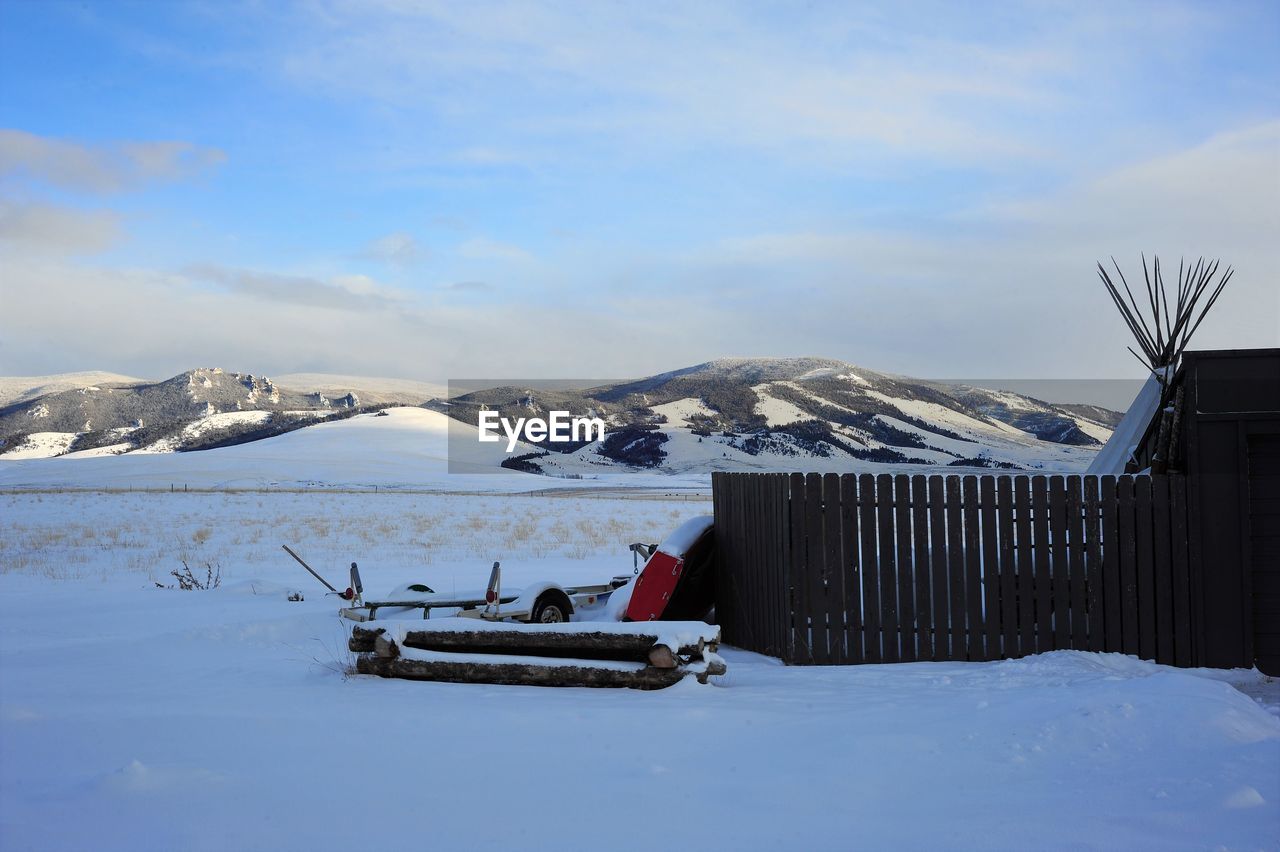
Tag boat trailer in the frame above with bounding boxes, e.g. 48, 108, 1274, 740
283, 515, 725, 690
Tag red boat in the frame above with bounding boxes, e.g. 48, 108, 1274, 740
624, 515, 716, 622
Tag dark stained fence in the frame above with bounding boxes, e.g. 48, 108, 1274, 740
713, 472, 1196, 667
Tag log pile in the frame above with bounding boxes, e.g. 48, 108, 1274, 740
349, 622, 726, 689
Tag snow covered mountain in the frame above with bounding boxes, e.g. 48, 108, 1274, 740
269, 373, 445, 404
0, 368, 392, 458
0, 359, 1119, 472
0, 371, 146, 406
442, 358, 1119, 473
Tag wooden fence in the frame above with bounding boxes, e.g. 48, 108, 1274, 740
711, 472, 1196, 667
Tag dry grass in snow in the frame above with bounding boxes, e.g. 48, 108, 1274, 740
0, 491, 711, 590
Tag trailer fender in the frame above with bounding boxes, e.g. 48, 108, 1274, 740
507, 581, 568, 617
530, 589, 574, 623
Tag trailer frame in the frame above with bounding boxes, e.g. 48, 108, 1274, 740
339, 562, 628, 623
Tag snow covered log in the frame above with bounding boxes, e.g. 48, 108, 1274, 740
648, 644, 677, 668
349, 620, 726, 688
348, 626, 381, 652
355, 654, 707, 690
348, 619, 725, 687
348, 622, 718, 661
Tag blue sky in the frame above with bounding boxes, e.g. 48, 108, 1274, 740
1, 0, 1277, 381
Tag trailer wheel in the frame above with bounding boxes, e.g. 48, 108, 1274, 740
531, 590, 573, 623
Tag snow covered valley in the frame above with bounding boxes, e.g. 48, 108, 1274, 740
0, 488, 1276, 851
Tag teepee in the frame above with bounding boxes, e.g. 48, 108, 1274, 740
1090, 254, 1232, 474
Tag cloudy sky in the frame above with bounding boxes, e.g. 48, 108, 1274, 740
1, 0, 1276, 383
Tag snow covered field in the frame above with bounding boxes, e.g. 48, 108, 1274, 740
0, 407, 713, 492
1, 487, 1277, 851
0, 490, 703, 583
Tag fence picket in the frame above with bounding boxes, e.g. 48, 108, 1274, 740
1101, 475, 1122, 652
962, 476, 983, 660
997, 476, 1018, 660
895, 474, 917, 662
912, 475, 934, 661
946, 476, 967, 659
727, 471, 745, 649
1049, 476, 1070, 650
1118, 476, 1139, 655
877, 474, 900, 663
752, 474, 769, 656
735, 472, 751, 651
745, 473, 759, 654
743, 473, 757, 650
1083, 475, 1104, 653
859, 474, 882, 663
1015, 476, 1036, 657
788, 472, 808, 664
840, 475, 863, 664
1135, 476, 1156, 661
1066, 476, 1087, 650
711, 473, 729, 642
980, 476, 1001, 661
823, 473, 846, 664
773, 473, 791, 661
805, 473, 829, 664
1032, 476, 1052, 653
929, 475, 950, 660
770, 473, 788, 659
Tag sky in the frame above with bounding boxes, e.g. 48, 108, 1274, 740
0, 0, 1277, 384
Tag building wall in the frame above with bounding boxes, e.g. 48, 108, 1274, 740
1183, 349, 1280, 671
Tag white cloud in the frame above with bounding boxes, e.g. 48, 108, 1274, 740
0, 120, 1273, 383
0, 201, 123, 256
182, 264, 407, 311
0, 254, 700, 379
668, 121, 1280, 377
269, 0, 1233, 172
975, 121, 1280, 255
0, 129, 226, 193
361, 231, 422, 265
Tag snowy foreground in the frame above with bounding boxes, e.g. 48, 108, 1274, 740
1, 490, 1278, 851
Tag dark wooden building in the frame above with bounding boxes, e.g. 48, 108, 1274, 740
1137, 349, 1280, 674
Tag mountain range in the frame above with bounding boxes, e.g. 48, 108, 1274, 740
0, 368, 419, 459
0, 359, 1120, 472
439, 358, 1118, 473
